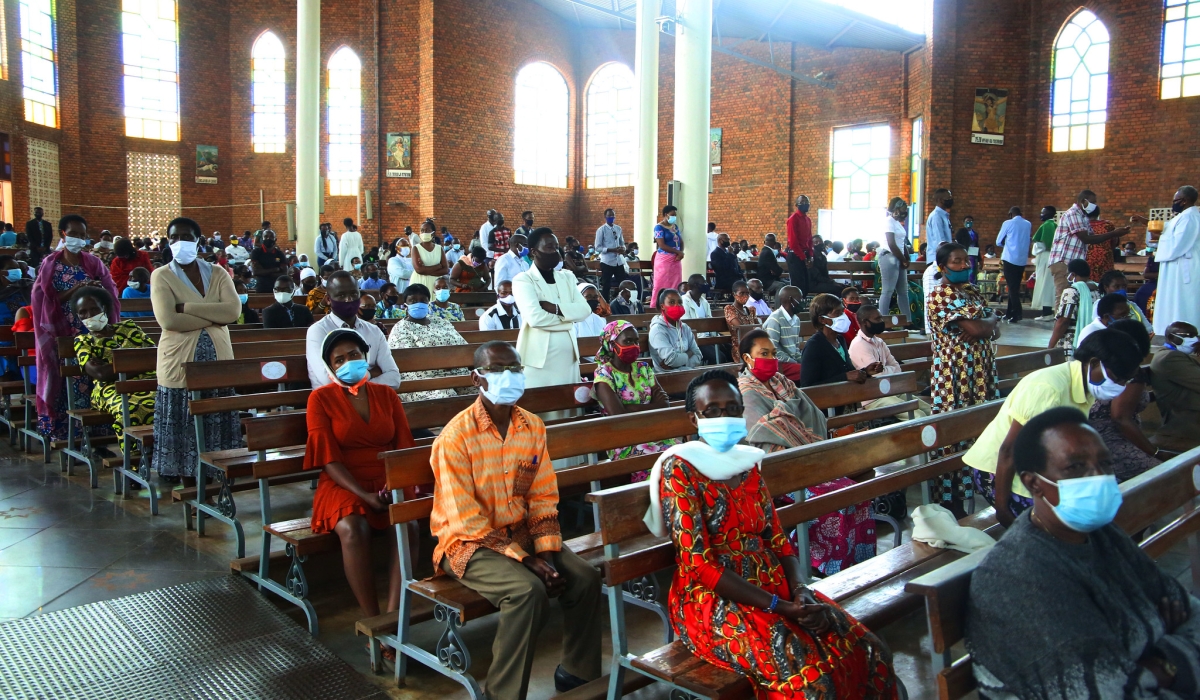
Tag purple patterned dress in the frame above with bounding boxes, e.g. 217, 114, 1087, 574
37, 261, 93, 439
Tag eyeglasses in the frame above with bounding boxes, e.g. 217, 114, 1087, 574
476, 364, 524, 374
695, 406, 744, 419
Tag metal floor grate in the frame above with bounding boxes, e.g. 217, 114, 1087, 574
0, 575, 388, 700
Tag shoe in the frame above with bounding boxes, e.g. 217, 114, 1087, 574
1036, 314, 1055, 322
554, 665, 588, 693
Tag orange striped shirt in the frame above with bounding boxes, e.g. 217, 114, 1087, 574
430, 397, 560, 577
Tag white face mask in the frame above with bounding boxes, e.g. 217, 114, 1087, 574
170, 239, 198, 265
82, 312, 108, 333
498, 295, 516, 305
825, 314, 852, 334
1174, 336, 1199, 353
1088, 360, 1125, 401
399, 248, 410, 257
1083, 201, 1097, 214
64, 236, 88, 254
127, 280, 141, 290
420, 233, 433, 243
274, 291, 293, 304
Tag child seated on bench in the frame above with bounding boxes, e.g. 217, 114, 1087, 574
966, 407, 1200, 699
645, 369, 899, 698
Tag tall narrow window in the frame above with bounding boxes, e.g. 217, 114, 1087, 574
20, 0, 57, 127
0, 0, 10, 80
585, 63, 634, 189
1161, 0, 1200, 98
910, 118, 924, 242
514, 62, 569, 188
326, 47, 361, 197
1051, 10, 1108, 152
122, 0, 180, 141
823, 123, 890, 244
252, 32, 285, 153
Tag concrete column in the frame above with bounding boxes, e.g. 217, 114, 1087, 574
633, 0, 660, 254
295, 0, 321, 260
672, 0, 713, 279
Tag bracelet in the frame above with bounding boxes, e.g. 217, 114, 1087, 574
766, 594, 779, 612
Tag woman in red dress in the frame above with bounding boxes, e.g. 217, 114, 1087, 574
305, 328, 415, 625
645, 370, 898, 699
1085, 207, 1117, 283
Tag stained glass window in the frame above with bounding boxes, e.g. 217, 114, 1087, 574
327, 47, 360, 197
585, 63, 634, 189
1050, 10, 1108, 152
20, 0, 57, 127
514, 62, 569, 189
252, 31, 285, 153
122, 0, 180, 141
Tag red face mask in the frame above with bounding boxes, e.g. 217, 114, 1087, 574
615, 342, 641, 363
663, 305, 686, 322
749, 356, 779, 382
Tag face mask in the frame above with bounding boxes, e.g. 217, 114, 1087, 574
942, 198, 954, 209
824, 314, 852, 334
518, 246, 529, 258
3, 268, 20, 283
353, 263, 362, 270
170, 240, 198, 264
1173, 200, 1188, 214
695, 416, 747, 453
1041, 212, 1051, 221
331, 298, 361, 319
420, 233, 433, 243
667, 215, 677, 225
498, 294, 516, 305
476, 369, 526, 405
1112, 289, 1127, 297
1088, 361, 1125, 401
434, 289, 451, 303
1171, 336, 1199, 353
663, 305, 686, 322
965, 221, 973, 229
587, 298, 600, 312
238, 294, 249, 305
471, 258, 483, 267
64, 236, 88, 254
524, 219, 533, 228
797, 203, 810, 213
1036, 473, 1122, 533
605, 216, 615, 226
867, 321, 887, 335
554, 260, 563, 271
845, 302, 861, 313
628, 249, 638, 257
615, 343, 641, 363
335, 359, 370, 384
453, 244, 461, 251
620, 291, 632, 301
96, 240, 113, 250
943, 267, 971, 284
399, 248, 410, 257
360, 307, 376, 320
748, 290, 763, 301
274, 291, 292, 304
82, 312, 108, 333
748, 356, 779, 383
406, 302, 429, 319
1083, 201, 1097, 214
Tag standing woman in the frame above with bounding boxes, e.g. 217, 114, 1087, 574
650, 205, 684, 309
1085, 206, 1118, 283
877, 198, 912, 324
150, 218, 243, 485
926, 242, 1000, 515
409, 218, 448, 291
512, 227, 592, 389
31, 214, 120, 440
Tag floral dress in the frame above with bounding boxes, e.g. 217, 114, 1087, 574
1086, 219, 1116, 283
74, 320, 156, 448
927, 281, 999, 505
1089, 376, 1160, 483
38, 261, 93, 439
387, 317, 473, 402
591, 359, 679, 479
660, 457, 898, 699
431, 301, 464, 323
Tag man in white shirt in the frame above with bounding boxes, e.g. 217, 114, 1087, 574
826, 241, 847, 262
478, 209, 498, 248
445, 241, 463, 266
594, 208, 628, 299
574, 283, 606, 338
337, 217, 364, 271
681, 274, 722, 364
305, 271, 401, 389
479, 280, 522, 331
1076, 292, 1130, 347
493, 233, 529, 291
705, 222, 720, 262
1154, 186, 1200, 336
746, 279, 771, 316
848, 304, 929, 417
225, 240, 249, 263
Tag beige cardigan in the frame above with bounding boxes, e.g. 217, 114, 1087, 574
150, 263, 241, 388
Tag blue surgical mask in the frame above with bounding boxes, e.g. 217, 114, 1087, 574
667, 215, 678, 225
238, 294, 249, 304
335, 359, 370, 384
5, 269, 21, 282
520, 247, 530, 258
434, 289, 451, 303
1113, 289, 1127, 297
353, 263, 362, 270
695, 416, 747, 453
1037, 473, 1122, 533
476, 369, 526, 405
453, 244, 461, 251
606, 216, 615, 226
943, 267, 971, 284
406, 302, 429, 319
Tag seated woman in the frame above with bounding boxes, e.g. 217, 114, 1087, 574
800, 293, 875, 388
449, 246, 490, 293
739, 330, 877, 574
374, 282, 404, 319
647, 370, 899, 698
306, 329, 415, 647
119, 266, 153, 317
591, 319, 675, 481
575, 283, 607, 337
386, 283, 471, 402
233, 279, 259, 324
648, 288, 703, 373
966, 407, 1200, 698
430, 276, 465, 322
1089, 318, 1161, 481
71, 286, 156, 449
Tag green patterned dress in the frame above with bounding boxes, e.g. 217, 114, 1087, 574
74, 320, 157, 447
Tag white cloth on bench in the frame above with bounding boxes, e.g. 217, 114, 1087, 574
643, 441, 765, 537
911, 504, 994, 553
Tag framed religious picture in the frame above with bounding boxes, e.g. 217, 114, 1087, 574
970, 88, 1007, 145
195, 145, 218, 184
385, 133, 412, 178
709, 127, 722, 175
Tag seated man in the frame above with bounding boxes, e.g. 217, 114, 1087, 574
746, 278, 771, 317
359, 262, 386, 292
430, 341, 601, 698
262, 274, 314, 329
1075, 292, 1129, 347
848, 304, 930, 418
966, 407, 1200, 698
681, 274, 722, 365
479, 279, 522, 331
608, 279, 643, 316
724, 280, 761, 347
119, 266, 153, 317
1095, 269, 1152, 332
305, 270, 401, 389
761, 285, 803, 381
1151, 322, 1200, 452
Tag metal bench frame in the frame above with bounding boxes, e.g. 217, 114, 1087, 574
115, 370, 158, 514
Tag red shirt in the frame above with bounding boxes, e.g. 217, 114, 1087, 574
786, 210, 813, 260
110, 250, 154, 292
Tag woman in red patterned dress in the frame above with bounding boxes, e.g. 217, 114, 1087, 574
1085, 207, 1118, 283
644, 370, 898, 699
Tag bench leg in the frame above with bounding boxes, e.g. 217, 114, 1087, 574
873, 513, 904, 549
605, 581, 629, 700
432, 604, 484, 700
621, 575, 673, 644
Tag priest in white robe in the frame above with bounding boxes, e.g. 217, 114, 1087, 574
1154, 186, 1200, 337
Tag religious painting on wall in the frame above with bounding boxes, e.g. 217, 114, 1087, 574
709, 127, 722, 175
386, 133, 412, 178
970, 88, 1007, 145
195, 145, 218, 184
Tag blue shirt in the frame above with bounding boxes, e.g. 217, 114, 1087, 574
120, 286, 153, 317
0, 231, 16, 247
360, 277, 386, 292
924, 207, 953, 258
653, 224, 681, 255
996, 215, 1032, 267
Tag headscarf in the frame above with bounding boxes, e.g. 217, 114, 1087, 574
321, 328, 371, 396
577, 282, 611, 317
597, 319, 634, 364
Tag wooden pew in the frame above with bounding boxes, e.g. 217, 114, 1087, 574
118, 294, 279, 315
906, 447, 1200, 700
12, 331, 49, 462
995, 347, 1068, 395
110, 347, 161, 513
55, 337, 122, 490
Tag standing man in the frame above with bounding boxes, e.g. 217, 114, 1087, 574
493, 233, 529, 290
1049, 190, 1127, 310
315, 222, 338, 269
995, 206, 1032, 323
1153, 186, 1200, 336
594, 208, 627, 299
513, 210, 535, 241
250, 229, 289, 293
1031, 206, 1058, 320
922, 189, 955, 319
709, 233, 742, 296
25, 207, 51, 266
785, 195, 814, 294
338, 217, 364, 271
487, 212, 512, 261
705, 222, 720, 262
478, 209, 498, 250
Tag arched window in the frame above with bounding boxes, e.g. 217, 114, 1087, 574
252, 32, 285, 153
1051, 10, 1109, 152
122, 0, 180, 140
514, 62, 569, 188
1161, 0, 1200, 99
327, 47, 361, 196
585, 63, 634, 189
20, 0, 58, 127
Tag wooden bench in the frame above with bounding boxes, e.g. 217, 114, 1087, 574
55, 336, 122, 490
110, 347, 161, 513
907, 447, 1200, 700
995, 347, 1068, 395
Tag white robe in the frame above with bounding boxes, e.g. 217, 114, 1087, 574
1154, 206, 1200, 336
1031, 250, 1056, 310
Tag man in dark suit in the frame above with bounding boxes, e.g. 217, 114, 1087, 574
25, 207, 51, 266
709, 232, 743, 299
262, 275, 314, 329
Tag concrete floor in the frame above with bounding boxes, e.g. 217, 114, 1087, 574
0, 310, 1189, 699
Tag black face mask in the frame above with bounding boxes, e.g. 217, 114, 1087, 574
1173, 200, 1188, 214
359, 307, 377, 321
867, 321, 887, 335
387, 295, 399, 306
749, 290, 763, 301
942, 198, 954, 209
1040, 211, 1051, 221
534, 248, 561, 270
797, 203, 810, 213
524, 219, 533, 228
587, 298, 601, 312
369, 272, 378, 279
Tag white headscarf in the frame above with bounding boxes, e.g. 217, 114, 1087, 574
642, 441, 765, 537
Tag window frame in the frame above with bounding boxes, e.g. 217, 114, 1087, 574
1160, 0, 1200, 99
584, 62, 635, 190
121, 0, 181, 141
251, 30, 286, 153
326, 46, 361, 197
513, 61, 570, 189
1049, 9, 1109, 152
20, 0, 58, 127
